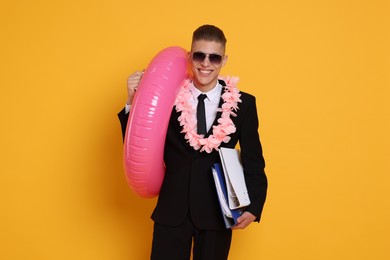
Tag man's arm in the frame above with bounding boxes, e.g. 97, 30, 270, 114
233, 93, 268, 229
118, 71, 143, 140
118, 108, 129, 141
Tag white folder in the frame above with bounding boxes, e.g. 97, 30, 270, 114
218, 147, 251, 210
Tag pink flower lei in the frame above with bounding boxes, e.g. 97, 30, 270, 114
174, 75, 242, 153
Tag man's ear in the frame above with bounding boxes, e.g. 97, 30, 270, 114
222, 55, 228, 67
187, 52, 193, 78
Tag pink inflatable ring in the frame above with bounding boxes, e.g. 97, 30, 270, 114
123, 46, 188, 198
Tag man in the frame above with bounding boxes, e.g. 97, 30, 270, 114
118, 25, 267, 260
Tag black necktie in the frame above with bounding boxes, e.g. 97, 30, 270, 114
197, 94, 207, 135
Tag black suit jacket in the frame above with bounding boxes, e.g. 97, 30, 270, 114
118, 80, 267, 230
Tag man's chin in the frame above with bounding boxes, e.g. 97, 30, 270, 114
193, 78, 218, 91
194, 73, 216, 84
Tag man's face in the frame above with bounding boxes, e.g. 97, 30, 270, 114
189, 40, 228, 92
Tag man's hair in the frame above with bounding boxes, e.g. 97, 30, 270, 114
192, 25, 227, 47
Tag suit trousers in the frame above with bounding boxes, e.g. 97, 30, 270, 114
151, 214, 232, 260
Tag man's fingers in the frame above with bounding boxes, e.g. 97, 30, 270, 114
231, 211, 256, 230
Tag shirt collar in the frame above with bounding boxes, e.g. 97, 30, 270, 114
189, 81, 222, 102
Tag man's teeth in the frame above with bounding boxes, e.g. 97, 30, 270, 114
199, 70, 212, 74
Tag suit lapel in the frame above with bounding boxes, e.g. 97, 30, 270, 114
170, 107, 197, 154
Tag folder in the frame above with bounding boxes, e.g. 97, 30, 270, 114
218, 147, 251, 210
212, 163, 243, 228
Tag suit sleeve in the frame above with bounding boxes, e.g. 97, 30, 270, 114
239, 94, 268, 222
118, 108, 129, 141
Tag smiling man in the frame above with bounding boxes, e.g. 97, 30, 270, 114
118, 24, 268, 260
189, 39, 227, 92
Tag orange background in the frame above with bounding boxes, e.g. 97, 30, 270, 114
1, 0, 389, 259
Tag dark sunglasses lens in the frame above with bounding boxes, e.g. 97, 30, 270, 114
193, 52, 206, 62
209, 54, 222, 64
192, 52, 223, 65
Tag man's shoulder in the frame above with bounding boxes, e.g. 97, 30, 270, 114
239, 90, 256, 104
217, 77, 256, 104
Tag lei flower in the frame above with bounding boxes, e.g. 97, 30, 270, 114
174, 75, 242, 153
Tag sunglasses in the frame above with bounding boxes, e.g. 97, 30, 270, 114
191, 51, 223, 65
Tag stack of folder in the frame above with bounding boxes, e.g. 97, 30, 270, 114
212, 147, 251, 228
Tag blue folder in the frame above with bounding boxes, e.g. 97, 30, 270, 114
212, 163, 243, 228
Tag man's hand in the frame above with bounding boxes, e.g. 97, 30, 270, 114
126, 71, 143, 105
231, 211, 256, 230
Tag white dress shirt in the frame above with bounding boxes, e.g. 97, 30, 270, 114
188, 81, 222, 132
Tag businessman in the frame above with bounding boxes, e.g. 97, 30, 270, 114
118, 24, 267, 260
